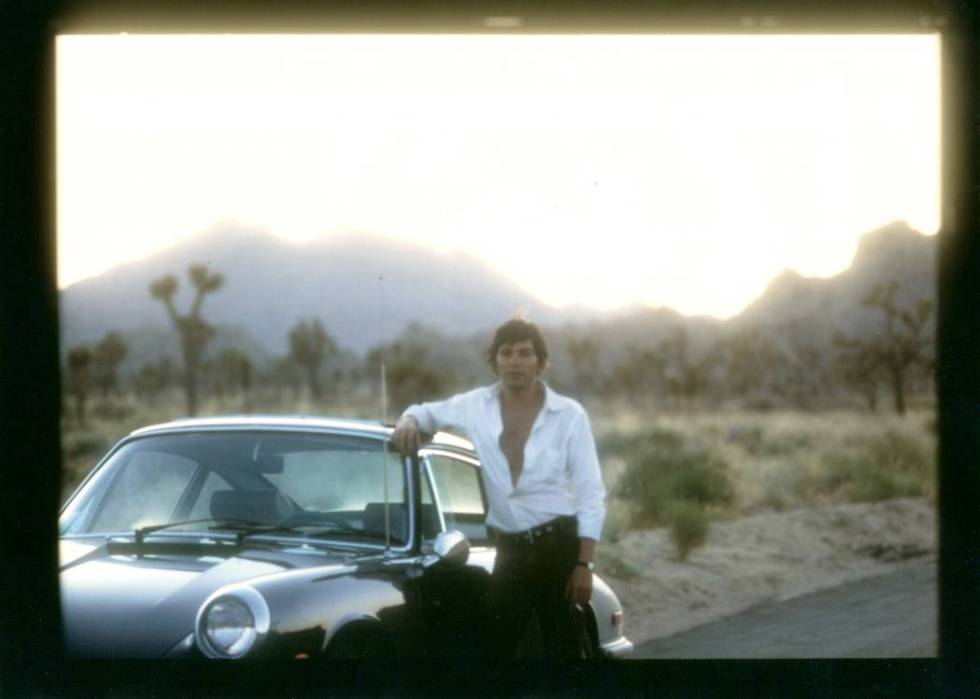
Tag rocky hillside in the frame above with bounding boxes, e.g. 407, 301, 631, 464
59, 221, 936, 378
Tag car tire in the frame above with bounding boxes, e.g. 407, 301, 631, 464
579, 606, 601, 659
324, 623, 391, 659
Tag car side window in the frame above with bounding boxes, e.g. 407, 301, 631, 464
425, 454, 488, 545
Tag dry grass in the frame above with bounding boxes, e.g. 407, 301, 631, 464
593, 402, 936, 555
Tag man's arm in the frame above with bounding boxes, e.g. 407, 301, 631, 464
391, 393, 469, 456
391, 415, 423, 455
565, 408, 606, 605
567, 537, 597, 605
567, 409, 607, 543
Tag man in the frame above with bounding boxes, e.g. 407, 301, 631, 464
391, 318, 606, 658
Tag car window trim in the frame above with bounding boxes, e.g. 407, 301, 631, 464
171, 463, 213, 522
77, 444, 136, 533
418, 448, 488, 538
419, 454, 448, 536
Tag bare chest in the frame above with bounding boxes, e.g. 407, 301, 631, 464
498, 403, 542, 486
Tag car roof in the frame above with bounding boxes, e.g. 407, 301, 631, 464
128, 415, 475, 452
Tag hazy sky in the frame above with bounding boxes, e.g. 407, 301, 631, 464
57, 34, 940, 318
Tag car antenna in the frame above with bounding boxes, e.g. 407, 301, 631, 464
381, 360, 392, 555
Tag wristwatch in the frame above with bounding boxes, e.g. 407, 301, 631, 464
576, 560, 595, 571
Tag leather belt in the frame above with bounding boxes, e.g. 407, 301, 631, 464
492, 516, 577, 547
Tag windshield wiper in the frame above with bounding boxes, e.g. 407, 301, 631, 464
279, 513, 382, 540
230, 523, 315, 545
133, 518, 390, 550
132, 518, 303, 546
305, 526, 392, 541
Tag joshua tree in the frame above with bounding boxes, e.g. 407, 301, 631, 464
835, 280, 933, 416
92, 331, 127, 398
658, 326, 718, 407
214, 348, 253, 412
722, 328, 785, 404
604, 344, 665, 407
149, 264, 224, 416
270, 356, 304, 404
134, 357, 174, 406
365, 341, 454, 417
66, 345, 93, 425
832, 332, 882, 412
288, 318, 336, 402
566, 333, 600, 397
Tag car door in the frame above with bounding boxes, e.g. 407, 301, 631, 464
413, 448, 494, 656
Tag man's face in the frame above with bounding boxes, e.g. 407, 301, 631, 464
494, 339, 541, 390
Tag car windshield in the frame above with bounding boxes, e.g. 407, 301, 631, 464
59, 430, 409, 545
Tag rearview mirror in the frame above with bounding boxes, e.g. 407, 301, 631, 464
249, 453, 283, 474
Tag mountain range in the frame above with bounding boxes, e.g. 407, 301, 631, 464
59, 221, 936, 373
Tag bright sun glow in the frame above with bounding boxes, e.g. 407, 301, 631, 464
57, 34, 940, 318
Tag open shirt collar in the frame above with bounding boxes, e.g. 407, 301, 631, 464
487, 379, 563, 412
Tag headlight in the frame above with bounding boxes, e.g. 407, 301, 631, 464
205, 599, 255, 656
195, 586, 270, 659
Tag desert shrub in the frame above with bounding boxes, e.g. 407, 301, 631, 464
755, 460, 810, 512
90, 400, 136, 421
600, 499, 633, 544
726, 424, 765, 454
744, 396, 777, 412
726, 423, 812, 458
667, 501, 709, 561
62, 431, 111, 460
596, 551, 641, 581
760, 430, 813, 457
604, 428, 734, 529
814, 430, 933, 503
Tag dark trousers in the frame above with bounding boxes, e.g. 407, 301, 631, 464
486, 517, 584, 658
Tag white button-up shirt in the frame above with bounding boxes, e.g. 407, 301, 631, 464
403, 381, 606, 541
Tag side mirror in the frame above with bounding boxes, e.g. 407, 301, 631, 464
421, 530, 470, 570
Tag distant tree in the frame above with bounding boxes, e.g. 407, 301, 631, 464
288, 318, 336, 402
271, 357, 304, 405
92, 332, 127, 398
722, 329, 786, 405
134, 357, 175, 406
604, 344, 665, 407
832, 332, 882, 412
779, 340, 827, 409
66, 345, 93, 425
658, 326, 717, 407
366, 341, 454, 416
214, 348, 253, 412
566, 333, 600, 397
149, 264, 224, 416
835, 280, 933, 416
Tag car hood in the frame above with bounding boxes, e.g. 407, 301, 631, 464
60, 538, 358, 657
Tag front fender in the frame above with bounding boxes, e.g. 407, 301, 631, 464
591, 574, 633, 657
243, 559, 420, 658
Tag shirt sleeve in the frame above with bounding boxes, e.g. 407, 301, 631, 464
401, 391, 470, 434
566, 408, 606, 542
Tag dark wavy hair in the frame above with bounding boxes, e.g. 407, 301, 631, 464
485, 318, 549, 371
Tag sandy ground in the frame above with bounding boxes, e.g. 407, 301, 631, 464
597, 497, 937, 644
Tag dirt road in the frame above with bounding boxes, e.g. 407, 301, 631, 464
631, 559, 936, 658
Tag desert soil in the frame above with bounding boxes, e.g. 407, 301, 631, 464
598, 497, 936, 645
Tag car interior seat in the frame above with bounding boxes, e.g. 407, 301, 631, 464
210, 489, 290, 524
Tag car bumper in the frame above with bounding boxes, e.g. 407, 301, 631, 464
600, 635, 634, 658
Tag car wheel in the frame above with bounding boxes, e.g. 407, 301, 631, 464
578, 607, 600, 659
324, 623, 390, 658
